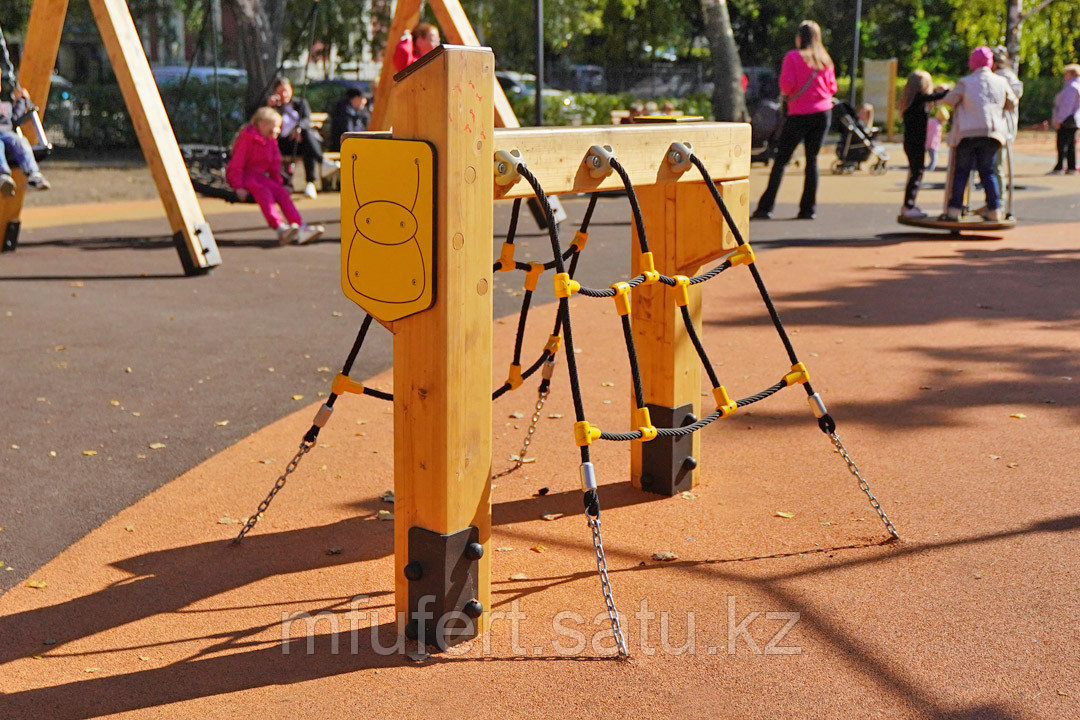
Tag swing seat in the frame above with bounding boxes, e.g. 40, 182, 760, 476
181, 143, 256, 204
896, 212, 1016, 233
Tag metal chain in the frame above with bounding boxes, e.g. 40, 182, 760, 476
494, 389, 549, 479
233, 441, 312, 543
829, 432, 900, 541
587, 515, 630, 657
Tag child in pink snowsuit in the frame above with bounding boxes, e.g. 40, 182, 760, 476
226, 107, 323, 245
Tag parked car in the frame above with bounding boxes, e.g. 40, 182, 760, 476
743, 65, 779, 115
495, 71, 581, 122
150, 65, 247, 87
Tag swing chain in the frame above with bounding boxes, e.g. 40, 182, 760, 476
494, 388, 549, 479
828, 432, 899, 541
588, 515, 630, 657
233, 441, 312, 543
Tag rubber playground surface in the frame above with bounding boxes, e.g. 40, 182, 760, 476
1, 138, 1079, 718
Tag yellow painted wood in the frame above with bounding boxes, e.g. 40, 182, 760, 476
493, 123, 750, 199
629, 179, 749, 488
389, 47, 494, 633
339, 137, 436, 322
88, 0, 212, 267
0, 0, 69, 237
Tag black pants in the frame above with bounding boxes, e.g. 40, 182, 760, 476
1054, 124, 1077, 171
902, 142, 925, 208
279, 128, 323, 182
755, 108, 831, 215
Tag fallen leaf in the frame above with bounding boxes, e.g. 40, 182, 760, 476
547, 413, 564, 418
138, 656, 150, 662
601, 381, 615, 387
775, 511, 795, 518
509, 573, 529, 580
652, 551, 678, 561
148, 442, 166, 450
131, 412, 141, 417
217, 517, 240, 525
32, 654, 42, 660
381, 490, 395, 503
25, 580, 47, 589
215, 420, 229, 427
109, 400, 120, 406
84, 667, 101, 673
326, 546, 342, 555
317, 367, 331, 373
54, 345, 66, 351
331, 311, 343, 317
124, 525, 135, 533
509, 411, 525, 419
124, 367, 133, 373
356, 419, 368, 425
69, 281, 84, 288
377, 510, 394, 521
10, 444, 17, 450
258, 458, 274, 464
82, 450, 98, 456
1006, 463, 1019, 469
919, 386, 932, 390
292, 395, 305, 401
318, 464, 328, 471
1009, 413, 1027, 419
530, 544, 546, 553
496, 546, 514, 552
989, 455, 1001, 460
1057, 690, 1069, 697
680, 491, 697, 500
541, 513, 564, 521
48, 450, 56, 457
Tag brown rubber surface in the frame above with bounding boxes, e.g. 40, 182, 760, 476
2, 142, 1079, 718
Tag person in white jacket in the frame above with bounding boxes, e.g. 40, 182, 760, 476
992, 46, 1023, 193
942, 46, 1017, 222
1049, 64, 1080, 174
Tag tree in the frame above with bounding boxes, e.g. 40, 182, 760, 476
1005, 0, 1058, 69
222, 0, 286, 109
700, 0, 746, 120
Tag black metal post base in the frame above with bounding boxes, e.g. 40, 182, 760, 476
640, 402, 698, 496
2, 220, 20, 253
404, 525, 484, 651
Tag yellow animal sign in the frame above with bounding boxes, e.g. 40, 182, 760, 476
340, 137, 436, 322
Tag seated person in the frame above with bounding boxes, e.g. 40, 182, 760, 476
326, 89, 369, 152
393, 23, 442, 72
0, 85, 50, 195
266, 76, 339, 199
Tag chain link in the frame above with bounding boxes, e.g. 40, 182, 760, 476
829, 432, 900, 541
587, 514, 630, 657
233, 441, 312, 544
494, 389, 549, 479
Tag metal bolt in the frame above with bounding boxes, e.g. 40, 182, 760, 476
683, 456, 698, 471
463, 599, 483, 619
497, 162, 507, 174
404, 561, 423, 581
464, 542, 484, 561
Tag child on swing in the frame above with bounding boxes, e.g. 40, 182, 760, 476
226, 107, 324, 245
0, 83, 51, 196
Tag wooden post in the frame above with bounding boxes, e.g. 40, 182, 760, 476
369, 0, 518, 132
0, 0, 68, 250
630, 178, 749, 494
388, 46, 494, 646
88, 0, 220, 275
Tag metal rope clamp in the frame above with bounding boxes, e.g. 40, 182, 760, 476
586, 144, 616, 179
494, 148, 524, 187
666, 142, 694, 174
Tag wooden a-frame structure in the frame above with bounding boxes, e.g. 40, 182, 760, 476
0, 0, 221, 275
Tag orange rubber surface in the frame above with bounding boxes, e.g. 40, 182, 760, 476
2, 216, 1079, 719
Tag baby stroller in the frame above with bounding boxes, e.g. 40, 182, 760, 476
832, 101, 888, 175
750, 99, 783, 165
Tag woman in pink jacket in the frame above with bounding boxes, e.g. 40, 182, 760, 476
752, 20, 837, 220
226, 107, 324, 245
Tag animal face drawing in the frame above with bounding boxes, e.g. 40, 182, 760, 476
346, 153, 427, 304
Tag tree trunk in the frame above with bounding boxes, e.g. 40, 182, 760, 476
699, 0, 747, 121
223, 0, 286, 112
1005, 0, 1022, 70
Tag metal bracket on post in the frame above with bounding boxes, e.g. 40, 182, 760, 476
404, 525, 484, 651
640, 402, 698, 496
172, 223, 221, 276
2, 220, 20, 253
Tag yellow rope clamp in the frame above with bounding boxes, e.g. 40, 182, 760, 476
673, 275, 691, 307
635, 406, 658, 442
506, 363, 524, 390
553, 272, 580, 298
727, 243, 756, 267
497, 242, 516, 272
784, 361, 810, 386
331, 372, 365, 396
611, 282, 632, 316
638, 251, 661, 285
574, 420, 602, 447
544, 334, 562, 356
571, 230, 588, 253
524, 262, 545, 292
713, 385, 738, 417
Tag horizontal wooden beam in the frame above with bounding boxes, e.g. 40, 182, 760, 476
493, 122, 750, 199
